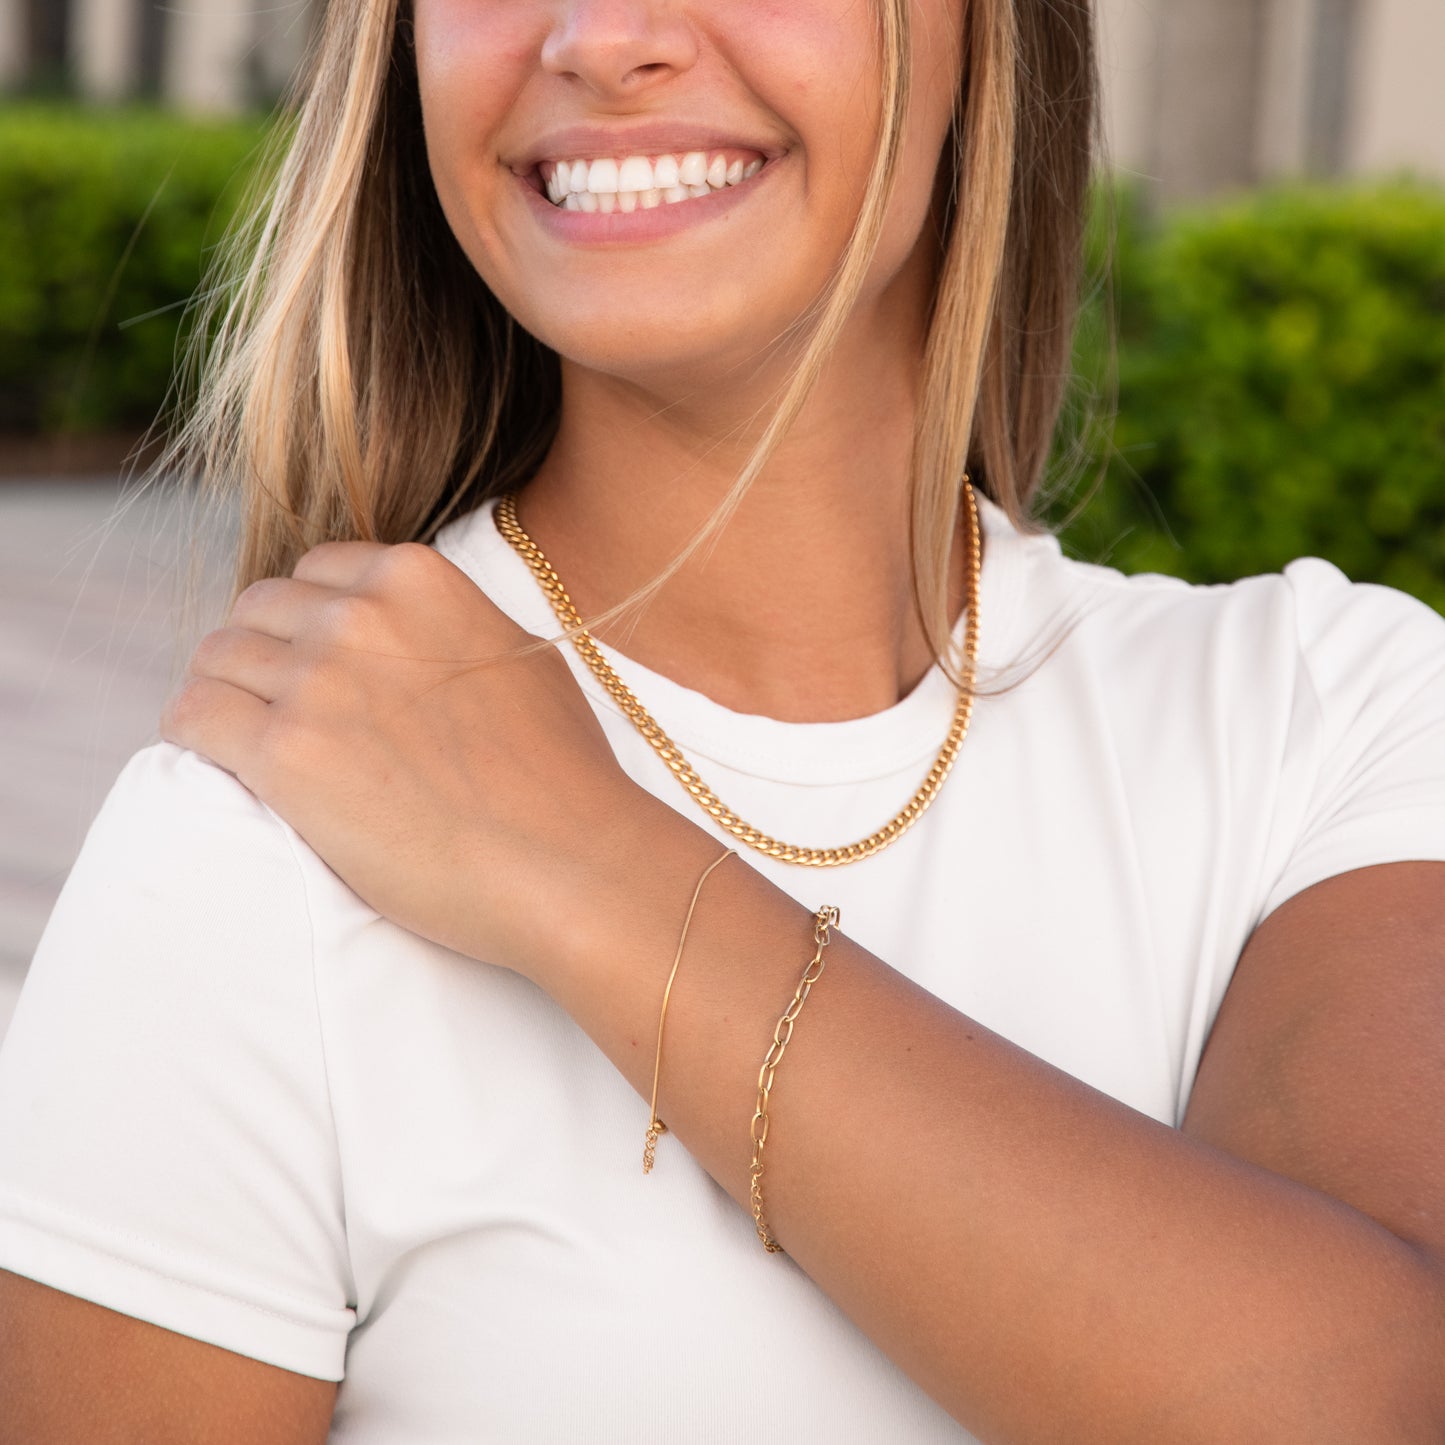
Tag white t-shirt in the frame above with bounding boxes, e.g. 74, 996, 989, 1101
2, 493, 1444, 1444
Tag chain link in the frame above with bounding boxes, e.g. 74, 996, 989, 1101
748, 904, 839, 1252
492, 484, 982, 868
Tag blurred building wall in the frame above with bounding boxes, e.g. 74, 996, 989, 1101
72, 0, 135, 101
5, 0, 313, 110
160, 0, 265, 114
1350, 0, 1445, 180
0, 3, 21, 88
2, 0, 1444, 196
1098, 0, 1445, 196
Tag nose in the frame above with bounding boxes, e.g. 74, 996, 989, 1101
540, 0, 699, 98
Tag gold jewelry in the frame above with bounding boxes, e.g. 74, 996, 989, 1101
493, 482, 982, 869
644, 846, 738, 1174
749, 903, 840, 1253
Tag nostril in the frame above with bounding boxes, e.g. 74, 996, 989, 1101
621, 61, 670, 87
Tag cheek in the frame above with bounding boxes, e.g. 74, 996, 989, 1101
873, 0, 963, 259
413, 0, 536, 90
412, 1, 533, 219
762, 1, 878, 163
916, 0, 965, 128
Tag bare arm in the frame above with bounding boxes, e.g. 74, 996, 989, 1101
531, 795, 1445, 1444
0, 1269, 337, 1445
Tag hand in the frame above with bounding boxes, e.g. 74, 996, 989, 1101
159, 539, 647, 976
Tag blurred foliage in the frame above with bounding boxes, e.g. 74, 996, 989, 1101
1051, 179, 1445, 612
0, 103, 267, 433
2, 104, 1443, 608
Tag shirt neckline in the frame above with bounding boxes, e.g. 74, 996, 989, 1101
435, 492, 1038, 785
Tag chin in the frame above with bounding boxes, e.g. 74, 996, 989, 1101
528, 313, 792, 396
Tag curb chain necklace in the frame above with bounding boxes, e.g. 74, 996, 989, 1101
492, 481, 982, 868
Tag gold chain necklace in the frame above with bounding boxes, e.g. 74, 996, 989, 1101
492, 482, 982, 868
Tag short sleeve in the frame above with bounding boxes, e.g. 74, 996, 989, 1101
1259, 559, 1445, 922
0, 742, 355, 1380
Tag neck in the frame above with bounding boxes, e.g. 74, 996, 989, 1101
512, 285, 973, 725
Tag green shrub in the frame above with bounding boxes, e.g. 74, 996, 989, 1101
1053, 181, 1445, 612
3, 106, 1442, 610
0, 103, 268, 432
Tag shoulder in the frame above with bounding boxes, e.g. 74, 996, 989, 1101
11, 741, 324, 1047
1026, 537, 1444, 700
1028, 544, 1445, 906
1271, 557, 1445, 722
92, 738, 301, 863
65, 741, 318, 954
72, 739, 379, 926
0, 741, 356, 1381
1002, 540, 1445, 832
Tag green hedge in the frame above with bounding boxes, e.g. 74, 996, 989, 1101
1053, 181, 1445, 612
3, 105, 1442, 609
0, 104, 267, 432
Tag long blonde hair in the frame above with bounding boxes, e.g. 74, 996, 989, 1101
158, 0, 1098, 690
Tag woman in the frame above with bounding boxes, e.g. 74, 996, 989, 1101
2, 0, 1443, 1440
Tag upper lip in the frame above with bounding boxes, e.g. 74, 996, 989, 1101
509, 122, 787, 173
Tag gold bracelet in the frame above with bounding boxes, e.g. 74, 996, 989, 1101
643, 845, 737, 1175
749, 903, 841, 1253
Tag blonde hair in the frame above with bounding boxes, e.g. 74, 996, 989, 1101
157, 0, 1098, 691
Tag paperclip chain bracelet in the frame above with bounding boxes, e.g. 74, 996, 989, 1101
749, 903, 841, 1253
643, 846, 737, 1174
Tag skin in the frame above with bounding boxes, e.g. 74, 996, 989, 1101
5, 2, 1445, 1442
415, 0, 971, 722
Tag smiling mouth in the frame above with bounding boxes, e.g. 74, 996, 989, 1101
531, 149, 766, 212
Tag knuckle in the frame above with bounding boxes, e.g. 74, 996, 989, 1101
294, 538, 380, 582
230, 575, 286, 623
168, 676, 209, 728
189, 627, 232, 672
376, 541, 444, 594
298, 540, 348, 569
385, 541, 435, 573
322, 592, 379, 637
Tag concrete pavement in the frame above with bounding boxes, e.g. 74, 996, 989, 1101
0, 477, 232, 1042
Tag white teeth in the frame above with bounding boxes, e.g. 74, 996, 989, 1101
587, 158, 619, 194
618, 156, 653, 192
541, 151, 769, 211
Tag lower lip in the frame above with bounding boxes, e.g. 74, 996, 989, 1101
516, 158, 779, 246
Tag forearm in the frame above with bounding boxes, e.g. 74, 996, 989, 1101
530, 797, 1445, 1444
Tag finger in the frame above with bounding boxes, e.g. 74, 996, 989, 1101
187, 626, 294, 704
159, 674, 271, 787
291, 540, 394, 589
228, 575, 337, 641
